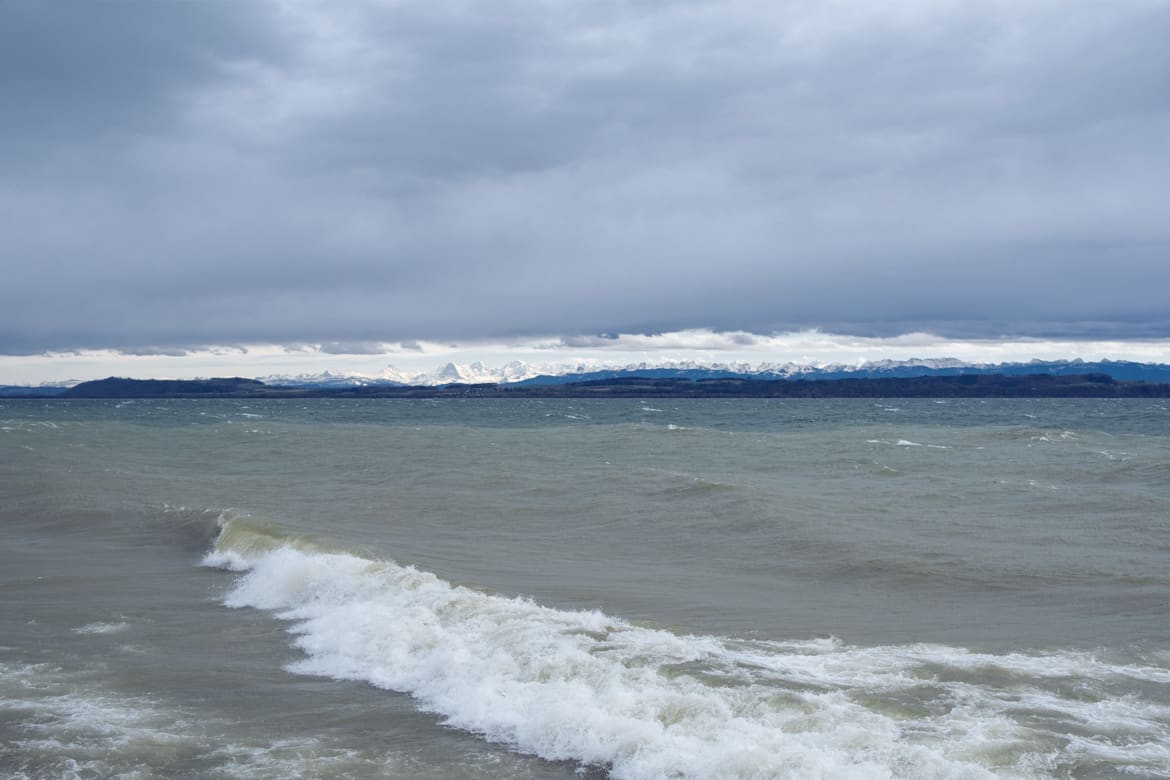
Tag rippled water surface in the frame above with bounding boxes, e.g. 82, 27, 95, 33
2, 398, 1169, 778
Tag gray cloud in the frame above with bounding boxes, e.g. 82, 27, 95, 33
318, 341, 392, 356
0, 1, 287, 158
2, 0, 1169, 353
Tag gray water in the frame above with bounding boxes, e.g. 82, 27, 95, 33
2, 398, 1169, 778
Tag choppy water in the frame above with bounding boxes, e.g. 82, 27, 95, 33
2, 398, 1169, 778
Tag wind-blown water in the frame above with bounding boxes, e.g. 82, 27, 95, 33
3, 398, 1169, 778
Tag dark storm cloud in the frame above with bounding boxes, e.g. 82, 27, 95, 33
0, 0, 287, 155
2, 0, 1169, 352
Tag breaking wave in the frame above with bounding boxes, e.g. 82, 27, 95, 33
203, 515, 1170, 779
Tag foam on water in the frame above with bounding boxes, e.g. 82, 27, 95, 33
203, 518, 1170, 779
893, 439, 950, 449
0, 661, 409, 779
72, 621, 130, 635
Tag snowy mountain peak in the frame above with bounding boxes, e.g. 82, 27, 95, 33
259, 357, 1170, 388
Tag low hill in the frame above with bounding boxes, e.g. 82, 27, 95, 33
61, 377, 269, 398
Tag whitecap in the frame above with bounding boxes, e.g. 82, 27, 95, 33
895, 439, 950, 449
72, 622, 130, 635
202, 523, 1170, 780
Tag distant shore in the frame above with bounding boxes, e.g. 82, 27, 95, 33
6, 373, 1169, 399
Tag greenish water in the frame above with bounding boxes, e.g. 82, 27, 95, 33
3, 398, 1169, 778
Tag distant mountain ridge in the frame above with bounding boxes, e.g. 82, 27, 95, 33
42, 372, 1170, 399
261, 358, 1170, 388
4, 358, 1170, 397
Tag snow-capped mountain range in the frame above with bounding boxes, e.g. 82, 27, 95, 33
261, 358, 1170, 388
4, 358, 1169, 396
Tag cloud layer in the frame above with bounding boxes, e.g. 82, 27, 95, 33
3, 0, 1169, 353
7, 328, 1170, 386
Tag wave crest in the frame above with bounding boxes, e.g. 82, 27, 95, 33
204, 517, 1170, 779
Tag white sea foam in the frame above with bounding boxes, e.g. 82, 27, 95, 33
895, 439, 950, 449
73, 621, 131, 635
1, 661, 194, 776
202, 521, 1170, 779
0, 661, 406, 779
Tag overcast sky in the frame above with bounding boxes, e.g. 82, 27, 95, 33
2, 0, 1169, 379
